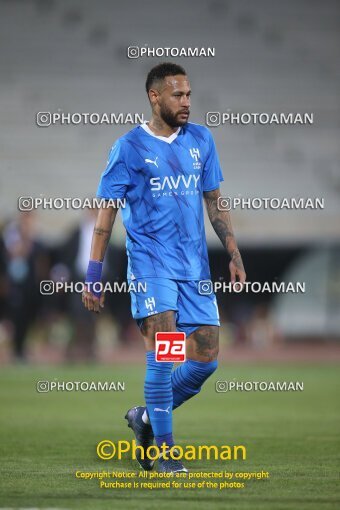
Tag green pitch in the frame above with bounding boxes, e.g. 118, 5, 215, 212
0, 363, 339, 510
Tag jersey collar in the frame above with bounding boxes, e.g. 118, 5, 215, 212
140, 122, 181, 144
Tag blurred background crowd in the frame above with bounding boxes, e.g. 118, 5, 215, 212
0, 209, 339, 363
0, 0, 339, 363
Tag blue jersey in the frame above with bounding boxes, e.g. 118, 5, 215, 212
97, 122, 224, 280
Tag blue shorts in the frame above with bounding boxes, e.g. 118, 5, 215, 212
129, 278, 220, 338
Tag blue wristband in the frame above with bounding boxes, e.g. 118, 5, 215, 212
85, 260, 103, 298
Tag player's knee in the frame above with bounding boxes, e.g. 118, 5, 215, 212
210, 344, 219, 359
191, 325, 219, 361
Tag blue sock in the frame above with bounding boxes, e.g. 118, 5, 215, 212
171, 359, 218, 410
144, 351, 174, 448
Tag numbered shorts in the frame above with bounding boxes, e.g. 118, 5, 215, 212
129, 278, 220, 338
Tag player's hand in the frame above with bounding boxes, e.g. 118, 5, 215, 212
229, 249, 246, 288
82, 286, 105, 313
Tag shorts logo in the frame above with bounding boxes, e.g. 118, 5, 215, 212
145, 297, 156, 312
155, 332, 186, 362
189, 148, 201, 170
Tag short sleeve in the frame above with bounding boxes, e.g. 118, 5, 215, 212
202, 131, 224, 192
96, 140, 131, 200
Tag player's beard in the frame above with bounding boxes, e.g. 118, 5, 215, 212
159, 103, 190, 128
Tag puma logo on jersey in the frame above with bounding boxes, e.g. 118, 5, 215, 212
145, 156, 159, 168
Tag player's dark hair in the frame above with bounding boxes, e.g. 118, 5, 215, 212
145, 62, 186, 94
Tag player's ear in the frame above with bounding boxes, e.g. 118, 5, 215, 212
148, 88, 159, 106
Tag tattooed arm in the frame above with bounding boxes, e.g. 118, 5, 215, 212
82, 203, 118, 312
90, 204, 118, 261
204, 188, 246, 284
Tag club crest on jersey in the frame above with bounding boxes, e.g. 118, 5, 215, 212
189, 148, 201, 169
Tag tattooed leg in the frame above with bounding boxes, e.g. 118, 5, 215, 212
171, 326, 219, 410
140, 311, 176, 448
140, 310, 176, 351
186, 325, 219, 362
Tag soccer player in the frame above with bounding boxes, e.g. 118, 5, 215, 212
82, 63, 246, 473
